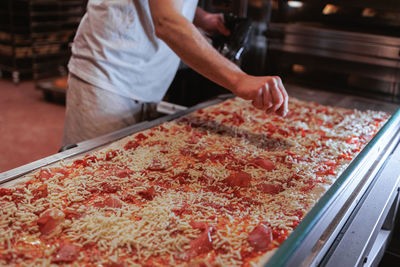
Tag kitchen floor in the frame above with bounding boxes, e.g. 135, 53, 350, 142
0, 79, 65, 173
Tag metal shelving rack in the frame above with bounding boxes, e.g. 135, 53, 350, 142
0, 0, 85, 84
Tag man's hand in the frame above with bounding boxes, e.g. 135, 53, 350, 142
193, 8, 230, 36
233, 75, 288, 116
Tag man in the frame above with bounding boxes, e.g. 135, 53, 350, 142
62, 0, 288, 146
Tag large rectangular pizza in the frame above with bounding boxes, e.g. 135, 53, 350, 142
0, 97, 389, 266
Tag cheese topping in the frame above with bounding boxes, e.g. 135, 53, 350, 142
0, 97, 389, 266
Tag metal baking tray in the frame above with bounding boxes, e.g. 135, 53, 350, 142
1, 84, 400, 266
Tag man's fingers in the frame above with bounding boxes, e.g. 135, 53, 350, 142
265, 103, 276, 114
252, 88, 263, 109
248, 76, 288, 115
261, 84, 273, 110
217, 15, 230, 36
269, 78, 284, 113
275, 78, 288, 116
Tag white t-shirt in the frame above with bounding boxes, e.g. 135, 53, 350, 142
68, 0, 198, 103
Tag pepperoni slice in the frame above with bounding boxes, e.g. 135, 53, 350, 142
190, 221, 209, 231
124, 140, 140, 150
160, 148, 169, 154
10, 188, 25, 203
147, 160, 166, 171
37, 208, 65, 236
32, 184, 48, 201
187, 221, 216, 258
0, 188, 13, 197
215, 110, 230, 116
197, 153, 228, 164
223, 171, 252, 187
257, 183, 283, 195
251, 158, 275, 171
188, 230, 213, 258
105, 262, 126, 267
105, 150, 118, 161
172, 203, 189, 216
112, 169, 133, 178
53, 168, 70, 178
95, 197, 123, 209
73, 156, 97, 167
64, 209, 84, 220
138, 187, 156, 201
135, 133, 148, 142
52, 242, 80, 263
187, 135, 200, 144
87, 186, 100, 194
37, 169, 52, 180
100, 182, 120, 193
104, 197, 123, 208
247, 224, 273, 252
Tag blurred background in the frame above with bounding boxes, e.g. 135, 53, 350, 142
0, 0, 87, 172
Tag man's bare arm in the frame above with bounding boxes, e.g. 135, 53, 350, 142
149, 0, 288, 116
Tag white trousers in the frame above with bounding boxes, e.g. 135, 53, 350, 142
62, 74, 157, 147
